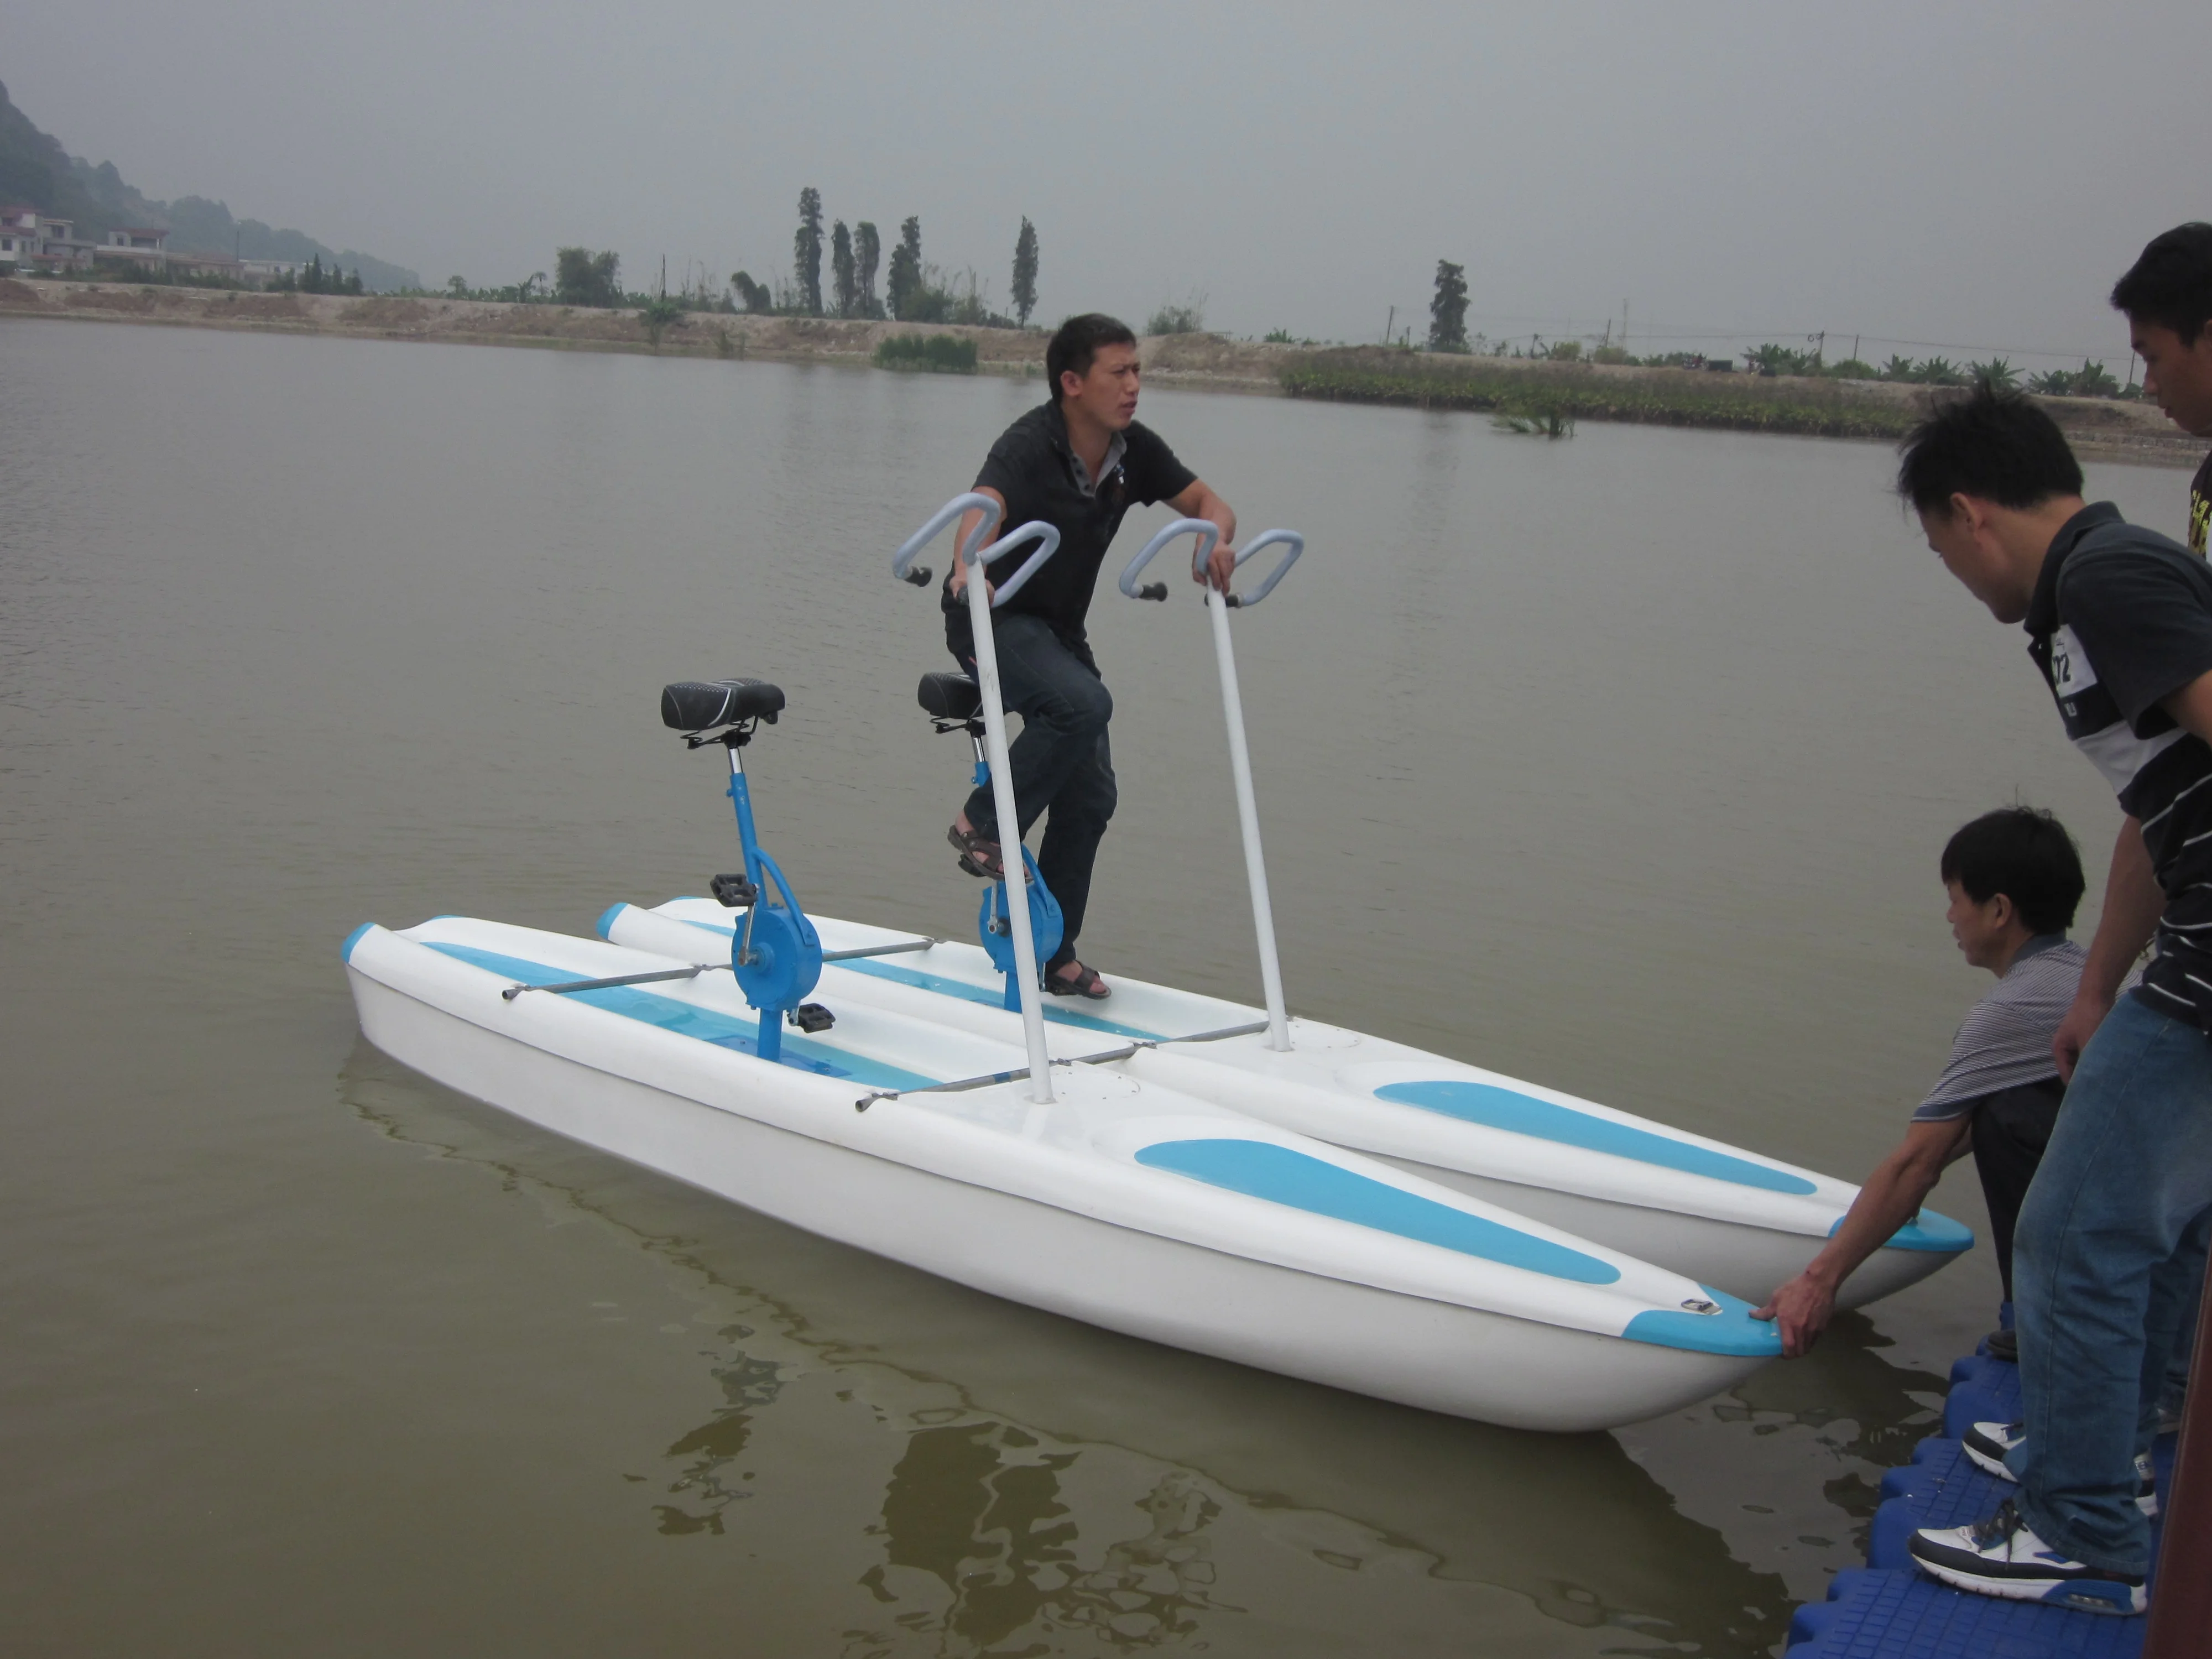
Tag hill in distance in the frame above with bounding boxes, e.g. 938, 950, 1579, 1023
0, 79, 420, 291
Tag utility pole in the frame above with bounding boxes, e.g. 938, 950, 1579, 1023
1383, 304, 1394, 347
1623, 298, 1630, 356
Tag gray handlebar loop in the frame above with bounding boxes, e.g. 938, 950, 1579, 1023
1224, 529, 1304, 608
891, 493, 1061, 609
978, 520, 1062, 607
1118, 517, 1220, 599
892, 492, 1004, 586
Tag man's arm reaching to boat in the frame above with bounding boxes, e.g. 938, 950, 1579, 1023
950, 482, 1239, 601
1754, 1118, 1973, 1356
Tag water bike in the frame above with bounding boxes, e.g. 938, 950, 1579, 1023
342, 502, 1793, 1432
598, 498, 1971, 1311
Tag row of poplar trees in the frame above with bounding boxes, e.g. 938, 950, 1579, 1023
755, 189, 1039, 325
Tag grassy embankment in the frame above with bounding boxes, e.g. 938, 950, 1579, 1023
1281, 349, 1920, 440
1, 279, 2193, 464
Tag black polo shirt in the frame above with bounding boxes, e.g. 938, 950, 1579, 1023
943, 401, 1197, 658
2025, 502, 2212, 1031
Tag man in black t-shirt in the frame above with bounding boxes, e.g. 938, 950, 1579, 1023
1895, 389, 2212, 1617
2110, 221, 2212, 1439
2110, 222, 2212, 557
941, 313, 1238, 999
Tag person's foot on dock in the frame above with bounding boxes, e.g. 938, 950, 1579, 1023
1960, 1421, 2158, 1516
1907, 1499, 2146, 1616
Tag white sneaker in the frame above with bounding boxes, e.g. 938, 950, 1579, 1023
1908, 1499, 2146, 1616
1960, 1421, 2158, 1516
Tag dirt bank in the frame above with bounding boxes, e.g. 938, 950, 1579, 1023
0, 279, 2194, 467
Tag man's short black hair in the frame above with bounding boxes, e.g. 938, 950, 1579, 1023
1940, 807, 2085, 936
1047, 314, 1137, 403
2110, 222, 2212, 346
1895, 384, 2084, 515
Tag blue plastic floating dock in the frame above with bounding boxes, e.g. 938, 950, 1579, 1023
1784, 1349, 2173, 1657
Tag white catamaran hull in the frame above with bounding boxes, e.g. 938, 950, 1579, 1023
599, 901, 1971, 1310
346, 916, 1782, 1432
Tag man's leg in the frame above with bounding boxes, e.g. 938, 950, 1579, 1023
957, 617, 1113, 846
2010, 994, 2212, 1574
1971, 1085, 2061, 1306
2146, 1211, 2208, 1443
1036, 729, 1115, 975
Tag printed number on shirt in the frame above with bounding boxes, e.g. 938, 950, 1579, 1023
2049, 625, 2100, 696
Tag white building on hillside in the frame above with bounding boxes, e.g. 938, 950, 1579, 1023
0, 210, 98, 273
102, 227, 169, 267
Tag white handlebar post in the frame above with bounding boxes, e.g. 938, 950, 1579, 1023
964, 528, 1058, 1099
1120, 520, 1299, 1052
1206, 582, 1288, 1050
895, 493, 1060, 1102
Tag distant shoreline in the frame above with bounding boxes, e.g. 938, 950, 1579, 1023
0, 278, 2196, 469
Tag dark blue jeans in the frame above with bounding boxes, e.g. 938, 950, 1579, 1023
2008, 992, 2212, 1573
958, 614, 1116, 973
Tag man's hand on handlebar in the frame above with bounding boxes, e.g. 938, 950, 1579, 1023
1198, 539, 1238, 594
947, 562, 996, 605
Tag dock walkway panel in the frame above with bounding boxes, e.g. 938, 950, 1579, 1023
1783, 1353, 2170, 1658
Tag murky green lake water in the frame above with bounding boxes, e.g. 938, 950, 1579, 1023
0, 318, 2189, 1656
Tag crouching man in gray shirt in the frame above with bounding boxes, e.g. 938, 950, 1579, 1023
1755, 807, 2086, 1357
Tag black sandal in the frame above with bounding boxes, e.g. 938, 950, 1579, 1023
1045, 961, 1111, 1000
947, 823, 1003, 880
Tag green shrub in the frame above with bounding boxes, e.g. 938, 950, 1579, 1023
1146, 297, 1206, 336
874, 332, 978, 374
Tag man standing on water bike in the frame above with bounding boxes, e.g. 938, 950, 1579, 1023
943, 313, 1239, 1000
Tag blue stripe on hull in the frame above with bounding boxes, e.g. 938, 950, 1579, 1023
419, 941, 938, 1093
1830, 1208, 1973, 1253
1136, 1138, 1623, 1285
1621, 1292, 1782, 1357
1376, 1081, 1819, 1196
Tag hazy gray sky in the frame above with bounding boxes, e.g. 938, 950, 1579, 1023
7, 2, 2207, 367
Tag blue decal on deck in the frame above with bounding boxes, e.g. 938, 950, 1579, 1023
421, 941, 936, 1092
671, 911, 1164, 1041
593, 903, 628, 941
1135, 1139, 1622, 1285
1621, 1288, 1782, 1358
341, 922, 375, 962
1833, 1208, 1973, 1254
1376, 1081, 1819, 1196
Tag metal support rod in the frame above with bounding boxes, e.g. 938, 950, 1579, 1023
726, 745, 763, 966
1205, 584, 1290, 1051
821, 938, 935, 963
503, 964, 719, 1001
966, 546, 1056, 1102
851, 1019, 1269, 1111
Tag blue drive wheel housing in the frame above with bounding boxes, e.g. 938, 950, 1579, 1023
731, 853, 823, 1011
979, 847, 1064, 977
